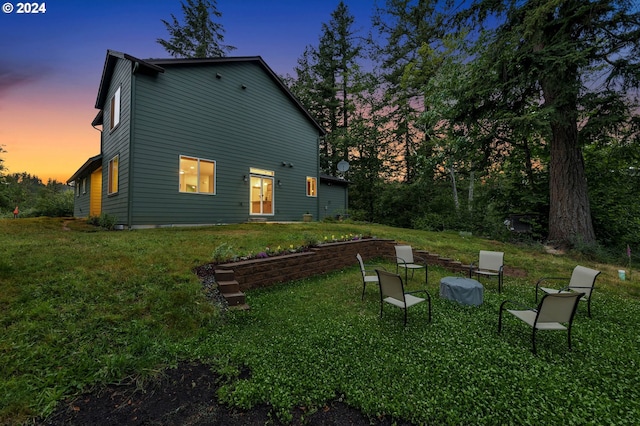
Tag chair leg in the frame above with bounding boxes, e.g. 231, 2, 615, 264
532, 328, 537, 355
362, 282, 366, 301
587, 297, 592, 318
567, 327, 572, 351
498, 300, 508, 333
403, 308, 407, 326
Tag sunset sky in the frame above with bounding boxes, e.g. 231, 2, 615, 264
0, 0, 373, 183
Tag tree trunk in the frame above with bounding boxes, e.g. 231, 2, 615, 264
468, 170, 474, 212
547, 108, 596, 247
449, 162, 459, 211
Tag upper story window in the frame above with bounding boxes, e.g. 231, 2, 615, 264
179, 156, 216, 194
306, 177, 317, 197
108, 155, 119, 195
110, 86, 121, 130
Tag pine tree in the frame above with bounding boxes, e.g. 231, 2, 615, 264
157, 0, 235, 58
453, 0, 640, 247
288, 2, 365, 175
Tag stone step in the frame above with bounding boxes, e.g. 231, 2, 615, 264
217, 279, 240, 293
223, 291, 246, 306
214, 269, 235, 282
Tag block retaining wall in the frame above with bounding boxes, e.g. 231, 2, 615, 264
213, 238, 473, 292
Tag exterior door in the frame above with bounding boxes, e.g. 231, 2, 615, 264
90, 167, 102, 216
250, 175, 274, 215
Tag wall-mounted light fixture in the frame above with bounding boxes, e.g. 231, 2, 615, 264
288, 163, 293, 168
216, 73, 222, 79
243, 175, 248, 182
241, 84, 247, 90
277, 180, 282, 186
281, 161, 287, 167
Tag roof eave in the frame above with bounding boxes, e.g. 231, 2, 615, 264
67, 154, 102, 184
94, 50, 164, 110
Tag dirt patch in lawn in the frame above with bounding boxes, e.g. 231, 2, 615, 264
40, 362, 413, 425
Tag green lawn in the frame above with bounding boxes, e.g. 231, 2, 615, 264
1, 218, 639, 424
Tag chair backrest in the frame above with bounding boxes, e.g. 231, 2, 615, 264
356, 253, 366, 277
478, 250, 504, 271
376, 269, 405, 302
568, 265, 600, 298
395, 245, 415, 264
536, 292, 584, 324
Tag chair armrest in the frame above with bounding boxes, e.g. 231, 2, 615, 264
413, 255, 428, 265
535, 276, 569, 301
499, 299, 533, 311
469, 262, 476, 277
364, 265, 386, 274
535, 276, 568, 287
498, 299, 534, 332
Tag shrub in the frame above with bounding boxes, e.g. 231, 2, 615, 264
88, 213, 118, 230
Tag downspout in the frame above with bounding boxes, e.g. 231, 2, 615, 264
316, 135, 321, 221
127, 62, 138, 229
90, 123, 103, 219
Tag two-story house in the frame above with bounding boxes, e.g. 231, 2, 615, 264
68, 50, 348, 228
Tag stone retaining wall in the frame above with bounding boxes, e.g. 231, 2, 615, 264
213, 238, 475, 292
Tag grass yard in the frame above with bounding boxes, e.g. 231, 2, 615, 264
1, 218, 639, 424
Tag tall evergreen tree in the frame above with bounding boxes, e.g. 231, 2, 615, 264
157, 0, 235, 58
372, 0, 446, 182
454, 0, 640, 247
288, 2, 365, 175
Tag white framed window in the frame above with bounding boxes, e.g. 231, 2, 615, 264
179, 156, 216, 194
81, 178, 87, 194
110, 86, 121, 130
306, 177, 317, 197
108, 155, 119, 195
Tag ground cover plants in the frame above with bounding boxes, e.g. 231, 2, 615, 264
1, 218, 639, 424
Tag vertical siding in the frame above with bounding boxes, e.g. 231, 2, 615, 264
100, 58, 131, 225
73, 179, 90, 218
319, 182, 348, 220
129, 61, 321, 225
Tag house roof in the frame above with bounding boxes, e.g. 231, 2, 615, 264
92, 50, 325, 135
94, 50, 164, 110
67, 154, 102, 184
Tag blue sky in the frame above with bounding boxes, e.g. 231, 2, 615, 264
0, 0, 375, 181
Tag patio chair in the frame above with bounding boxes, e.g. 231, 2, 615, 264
469, 250, 504, 292
535, 265, 601, 317
498, 292, 584, 354
394, 245, 428, 285
376, 269, 431, 326
356, 253, 386, 300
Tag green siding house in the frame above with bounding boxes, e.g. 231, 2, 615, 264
68, 50, 347, 228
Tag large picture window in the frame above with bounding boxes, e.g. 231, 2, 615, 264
110, 86, 121, 130
108, 155, 119, 195
179, 156, 216, 194
306, 177, 317, 197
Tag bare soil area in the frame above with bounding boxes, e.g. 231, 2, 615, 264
40, 362, 413, 426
